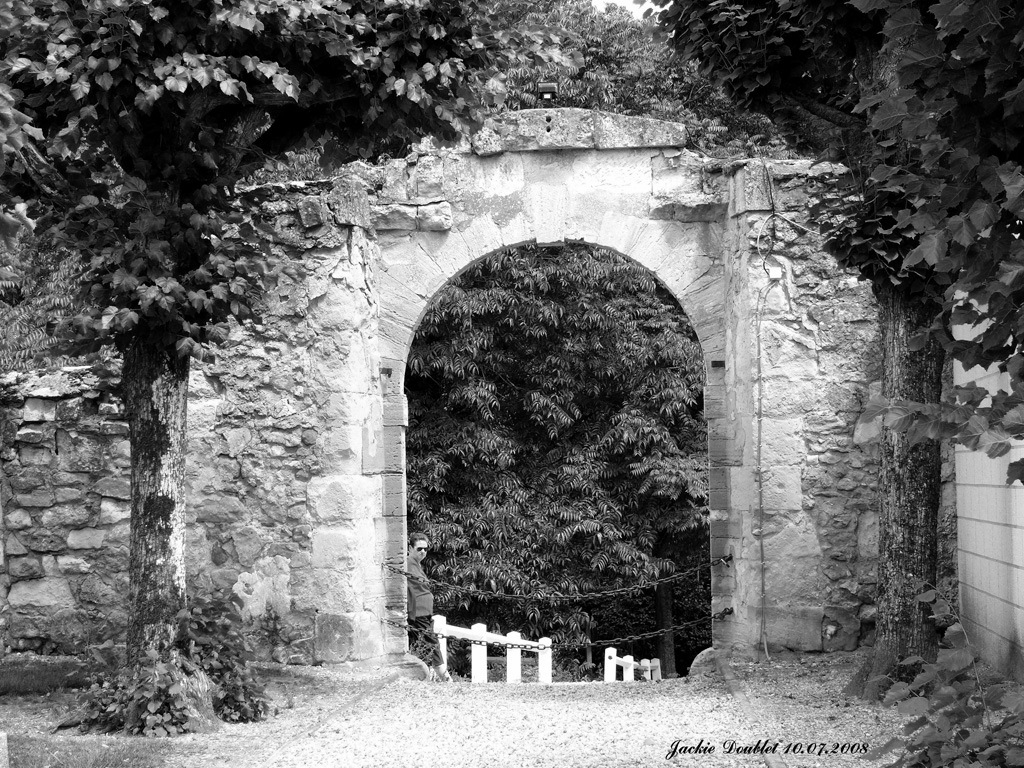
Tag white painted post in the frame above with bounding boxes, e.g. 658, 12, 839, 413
538, 638, 552, 684
604, 647, 616, 682
650, 658, 662, 681
640, 658, 651, 681
471, 623, 488, 684
432, 615, 448, 668
506, 632, 522, 684
623, 654, 635, 681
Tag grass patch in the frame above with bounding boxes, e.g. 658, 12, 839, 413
8, 736, 169, 768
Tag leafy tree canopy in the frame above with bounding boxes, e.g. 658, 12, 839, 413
407, 244, 707, 643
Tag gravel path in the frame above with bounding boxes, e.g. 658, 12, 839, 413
153, 650, 909, 768
1, 650, 917, 768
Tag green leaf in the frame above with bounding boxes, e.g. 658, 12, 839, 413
897, 696, 930, 716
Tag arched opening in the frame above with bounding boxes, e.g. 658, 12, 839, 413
402, 242, 710, 677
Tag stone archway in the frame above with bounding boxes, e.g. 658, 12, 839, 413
365, 109, 876, 660
0, 110, 880, 663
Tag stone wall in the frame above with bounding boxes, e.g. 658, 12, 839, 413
1, 179, 391, 663
0, 368, 130, 653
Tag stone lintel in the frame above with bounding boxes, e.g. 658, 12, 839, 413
471, 109, 688, 155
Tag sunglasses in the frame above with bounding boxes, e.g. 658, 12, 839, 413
414, 546, 428, 552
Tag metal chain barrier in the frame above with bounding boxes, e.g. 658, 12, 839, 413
383, 554, 732, 604
378, 607, 734, 650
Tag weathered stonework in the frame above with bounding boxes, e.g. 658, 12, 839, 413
0, 110, 954, 663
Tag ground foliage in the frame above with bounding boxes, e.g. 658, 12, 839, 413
76, 589, 267, 736
870, 587, 1024, 767
406, 245, 708, 648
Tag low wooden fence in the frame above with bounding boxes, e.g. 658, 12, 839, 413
432, 615, 552, 684
604, 647, 662, 682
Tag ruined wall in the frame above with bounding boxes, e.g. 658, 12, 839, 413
1, 179, 391, 663
0, 369, 130, 653
0, 110, 959, 662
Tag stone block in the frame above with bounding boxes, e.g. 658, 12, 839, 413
212, 567, 242, 591
222, 427, 253, 457
314, 611, 384, 663
55, 397, 85, 420
382, 473, 406, 517
5, 534, 28, 555
42, 504, 93, 528
20, 530, 66, 552
78, 574, 119, 605
15, 424, 54, 444
54, 487, 85, 503
7, 576, 75, 608
310, 526, 358, 569
55, 431, 105, 472
822, 606, 860, 651
372, 203, 417, 231
18, 446, 53, 465
760, 466, 803, 511
416, 202, 452, 231
3, 514, 33, 536
412, 155, 444, 200
67, 528, 105, 550
231, 526, 265, 567
8, 556, 44, 580
23, 398, 57, 422
14, 491, 54, 508
761, 605, 823, 652
194, 495, 247, 524
232, 555, 292, 621
306, 476, 378, 525
760, 419, 806, 465
329, 178, 372, 228
99, 498, 131, 525
57, 555, 92, 574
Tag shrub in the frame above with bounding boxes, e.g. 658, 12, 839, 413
76, 588, 269, 735
867, 585, 1024, 767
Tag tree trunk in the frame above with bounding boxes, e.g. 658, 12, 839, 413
654, 532, 677, 677
846, 282, 943, 699
121, 337, 190, 667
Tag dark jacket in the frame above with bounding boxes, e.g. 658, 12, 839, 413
407, 557, 434, 618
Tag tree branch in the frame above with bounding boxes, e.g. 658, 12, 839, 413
782, 94, 864, 129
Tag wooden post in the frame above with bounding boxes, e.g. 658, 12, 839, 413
507, 631, 522, 684
650, 658, 662, 681
623, 654, 635, 682
432, 615, 448, 668
604, 647, 616, 682
471, 623, 488, 684
640, 658, 651, 680
538, 638, 552, 684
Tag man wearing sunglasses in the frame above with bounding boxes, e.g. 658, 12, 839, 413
407, 532, 452, 682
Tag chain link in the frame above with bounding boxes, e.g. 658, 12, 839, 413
378, 607, 734, 650
383, 555, 732, 604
